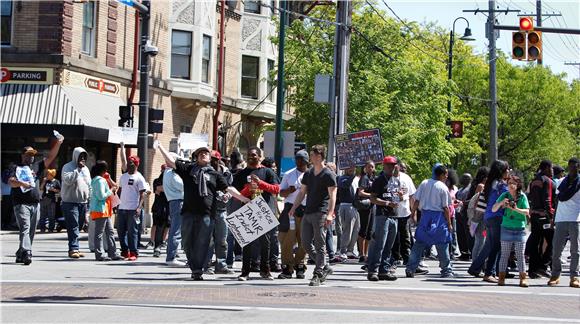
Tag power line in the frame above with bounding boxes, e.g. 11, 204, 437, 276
364, 0, 447, 64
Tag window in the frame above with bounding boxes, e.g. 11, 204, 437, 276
81, 1, 96, 55
241, 55, 259, 99
0, 0, 12, 45
244, 0, 260, 14
171, 30, 192, 79
202, 35, 211, 84
267, 59, 275, 102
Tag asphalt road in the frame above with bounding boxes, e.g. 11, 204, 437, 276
1, 230, 579, 323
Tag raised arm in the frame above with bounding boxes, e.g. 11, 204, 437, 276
120, 142, 128, 172
44, 136, 64, 168
155, 142, 176, 169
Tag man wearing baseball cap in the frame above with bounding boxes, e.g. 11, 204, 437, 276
156, 142, 249, 280
9, 134, 64, 265
366, 156, 401, 281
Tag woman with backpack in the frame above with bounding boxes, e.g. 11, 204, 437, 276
468, 160, 510, 283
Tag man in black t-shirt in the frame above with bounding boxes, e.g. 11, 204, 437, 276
233, 147, 280, 281
9, 138, 63, 265
156, 142, 249, 280
290, 145, 337, 286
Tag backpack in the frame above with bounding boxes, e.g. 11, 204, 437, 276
467, 192, 485, 223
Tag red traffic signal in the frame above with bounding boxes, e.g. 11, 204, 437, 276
519, 17, 534, 31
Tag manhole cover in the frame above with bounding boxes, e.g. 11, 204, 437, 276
257, 291, 317, 298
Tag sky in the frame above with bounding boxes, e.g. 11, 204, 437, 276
380, 0, 580, 83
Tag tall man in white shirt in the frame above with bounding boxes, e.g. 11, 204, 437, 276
278, 150, 309, 279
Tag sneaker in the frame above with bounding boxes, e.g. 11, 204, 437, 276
537, 269, 551, 278
405, 270, 414, 278
234, 255, 242, 262
22, 252, 32, 266
468, 269, 483, 278
15, 251, 23, 264
278, 265, 293, 279
295, 264, 306, 279
570, 277, 579, 288
547, 276, 560, 286
361, 265, 368, 271
388, 264, 398, 274
128, 252, 137, 261
346, 252, 358, 259
68, 251, 80, 259
215, 268, 235, 275
203, 268, 215, 275
166, 259, 186, 267
440, 272, 455, 278
111, 255, 124, 261
270, 263, 282, 273
96, 256, 112, 261
415, 268, 429, 275
340, 253, 348, 260
260, 272, 274, 280
309, 274, 322, 286
359, 256, 367, 264
528, 272, 541, 279
238, 273, 249, 281
378, 273, 398, 281
153, 249, 161, 258
320, 265, 333, 283
418, 261, 429, 268
367, 273, 379, 281
191, 273, 204, 281
121, 250, 129, 259
250, 263, 260, 272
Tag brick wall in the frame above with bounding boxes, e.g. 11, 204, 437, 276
10, 1, 39, 52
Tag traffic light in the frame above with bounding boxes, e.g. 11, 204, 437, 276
512, 32, 526, 60
148, 108, 164, 134
449, 121, 463, 138
118, 105, 133, 128
519, 17, 534, 31
527, 31, 542, 61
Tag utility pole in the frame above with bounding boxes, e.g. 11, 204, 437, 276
214, 0, 226, 151
328, 0, 352, 164
464, 2, 519, 164
137, 0, 151, 175
274, 0, 287, 177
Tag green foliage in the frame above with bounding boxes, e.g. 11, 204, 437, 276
280, 3, 579, 182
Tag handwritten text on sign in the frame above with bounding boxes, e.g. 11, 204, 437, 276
225, 196, 279, 248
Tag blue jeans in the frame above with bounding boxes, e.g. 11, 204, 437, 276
407, 241, 453, 276
367, 216, 398, 274
182, 212, 215, 275
117, 209, 139, 254
226, 230, 236, 266
206, 210, 228, 270
165, 199, 183, 262
469, 216, 501, 276
61, 202, 86, 251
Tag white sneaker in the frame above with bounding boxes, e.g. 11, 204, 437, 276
419, 261, 430, 268
346, 252, 358, 259
340, 253, 348, 260
166, 259, 186, 267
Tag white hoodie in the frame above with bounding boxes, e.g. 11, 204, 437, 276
61, 147, 91, 203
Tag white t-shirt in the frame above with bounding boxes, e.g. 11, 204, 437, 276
395, 172, 417, 218
555, 189, 580, 223
280, 167, 306, 206
118, 172, 147, 210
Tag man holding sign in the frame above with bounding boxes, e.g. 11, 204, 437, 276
289, 145, 338, 286
155, 141, 249, 281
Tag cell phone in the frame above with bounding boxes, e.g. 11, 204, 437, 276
509, 200, 516, 208
247, 176, 252, 183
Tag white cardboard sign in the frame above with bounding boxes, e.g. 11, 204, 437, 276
226, 196, 279, 247
108, 127, 138, 145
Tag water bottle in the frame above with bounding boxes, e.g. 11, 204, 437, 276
134, 212, 141, 225
289, 216, 296, 231
53, 130, 64, 141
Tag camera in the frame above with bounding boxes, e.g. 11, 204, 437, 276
509, 200, 516, 208
143, 41, 159, 56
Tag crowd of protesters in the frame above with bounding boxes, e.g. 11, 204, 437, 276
3, 132, 579, 288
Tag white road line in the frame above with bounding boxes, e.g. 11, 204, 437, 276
2, 279, 579, 298
2, 302, 579, 322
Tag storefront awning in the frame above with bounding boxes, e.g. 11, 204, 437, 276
0, 84, 126, 131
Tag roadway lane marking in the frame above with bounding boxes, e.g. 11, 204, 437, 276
2, 279, 578, 298
2, 302, 580, 322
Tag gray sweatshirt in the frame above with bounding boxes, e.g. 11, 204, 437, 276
61, 147, 91, 203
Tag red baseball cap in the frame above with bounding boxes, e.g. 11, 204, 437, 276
382, 156, 397, 165
128, 155, 140, 167
210, 150, 222, 160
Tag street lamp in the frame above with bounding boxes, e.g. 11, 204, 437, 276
447, 17, 475, 114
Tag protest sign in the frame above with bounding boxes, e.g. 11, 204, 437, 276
226, 196, 279, 247
335, 128, 384, 170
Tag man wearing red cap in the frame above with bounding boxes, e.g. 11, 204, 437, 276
366, 156, 402, 281
118, 143, 147, 261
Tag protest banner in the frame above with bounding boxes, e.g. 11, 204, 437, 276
225, 196, 279, 247
335, 128, 384, 170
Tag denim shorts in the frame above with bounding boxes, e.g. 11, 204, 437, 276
500, 227, 526, 242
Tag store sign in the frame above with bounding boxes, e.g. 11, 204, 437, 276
62, 70, 120, 96
0, 67, 53, 84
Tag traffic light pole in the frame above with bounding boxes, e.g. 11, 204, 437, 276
487, 0, 498, 163
137, 0, 150, 175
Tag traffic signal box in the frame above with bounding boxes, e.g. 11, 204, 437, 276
512, 17, 542, 61
148, 108, 164, 134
